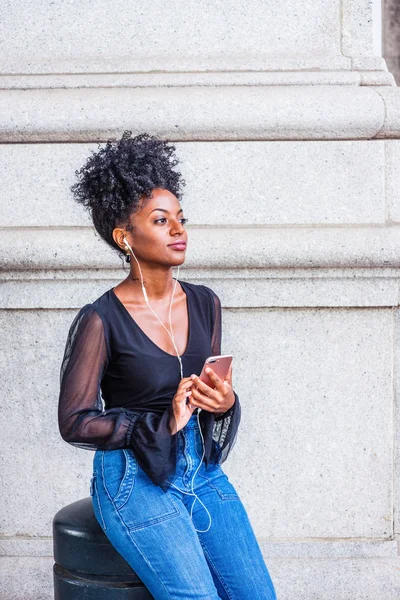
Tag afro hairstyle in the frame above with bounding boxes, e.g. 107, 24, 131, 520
70, 130, 186, 261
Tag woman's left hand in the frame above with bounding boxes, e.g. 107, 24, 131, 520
189, 363, 235, 417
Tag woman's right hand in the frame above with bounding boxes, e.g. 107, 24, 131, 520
169, 376, 196, 434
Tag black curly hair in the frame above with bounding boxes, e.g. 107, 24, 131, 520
71, 131, 186, 262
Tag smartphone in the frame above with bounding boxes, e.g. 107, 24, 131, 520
198, 355, 233, 389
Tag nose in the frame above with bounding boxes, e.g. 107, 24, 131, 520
170, 218, 185, 235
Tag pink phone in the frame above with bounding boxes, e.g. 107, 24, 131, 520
198, 354, 233, 389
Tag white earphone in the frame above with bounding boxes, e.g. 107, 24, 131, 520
123, 237, 212, 532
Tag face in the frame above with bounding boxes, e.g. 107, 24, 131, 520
114, 188, 188, 268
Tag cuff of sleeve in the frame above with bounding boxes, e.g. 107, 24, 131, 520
125, 412, 143, 446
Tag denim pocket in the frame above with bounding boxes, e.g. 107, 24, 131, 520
198, 469, 241, 501
101, 448, 137, 510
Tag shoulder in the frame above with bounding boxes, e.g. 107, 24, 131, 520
68, 288, 114, 337
179, 279, 219, 300
201, 285, 221, 324
73, 288, 113, 323
179, 280, 221, 319
68, 303, 104, 337
199, 283, 221, 305
66, 300, 111, 357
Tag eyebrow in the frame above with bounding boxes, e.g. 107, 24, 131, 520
149, 208, 183, 215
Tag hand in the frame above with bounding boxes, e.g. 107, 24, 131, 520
189, 363, 235, 417
169, 376, 196, 434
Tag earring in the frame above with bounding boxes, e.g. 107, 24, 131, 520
124, 245, 131, 263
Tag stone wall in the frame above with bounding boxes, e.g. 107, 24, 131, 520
1, 1, 400, 598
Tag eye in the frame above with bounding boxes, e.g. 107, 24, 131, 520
154, 217, 189, 225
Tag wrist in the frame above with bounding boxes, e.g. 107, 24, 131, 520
214, 392, 237, 420
214, 399, 234, 421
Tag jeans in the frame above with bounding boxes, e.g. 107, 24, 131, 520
90, 410, 278, 600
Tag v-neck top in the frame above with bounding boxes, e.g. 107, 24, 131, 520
110, 282, 192, 359
58, 279, 241, 490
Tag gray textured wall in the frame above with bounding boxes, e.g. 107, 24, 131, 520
1, 1, 400, 598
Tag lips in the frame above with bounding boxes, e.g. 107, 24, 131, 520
168, 241, 187, 249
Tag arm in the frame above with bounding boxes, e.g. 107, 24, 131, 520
58, 304, 140, 448
58, 304, 178, 485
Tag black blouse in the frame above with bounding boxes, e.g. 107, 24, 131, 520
58, 279, 241, 491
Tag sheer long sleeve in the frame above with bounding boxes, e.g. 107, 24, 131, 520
58, 304, 141, 449
202, 286, 241, 464
58, 304, 179, 486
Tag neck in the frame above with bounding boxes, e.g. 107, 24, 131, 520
128, 270, 177, 302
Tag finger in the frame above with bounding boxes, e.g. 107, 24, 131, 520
191, 386, 221, 412
190, 374, 218, 399
180, 376, 194, 386
177, 389, 192, 403
203, 367, 224, 390
178, 379, 193, 393
185, 395, 197, 409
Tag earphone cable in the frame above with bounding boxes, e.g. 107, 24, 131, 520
123, 238, 212, 531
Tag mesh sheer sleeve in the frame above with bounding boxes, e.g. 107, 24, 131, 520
58, 304, 179, 487
204, 286, 241, 464
58, 304, 141, 449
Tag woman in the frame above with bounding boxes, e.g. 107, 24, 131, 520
58, 131, 277, 600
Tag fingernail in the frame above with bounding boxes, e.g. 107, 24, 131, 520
191, 374, 196, 380
205, 368, 211, 373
